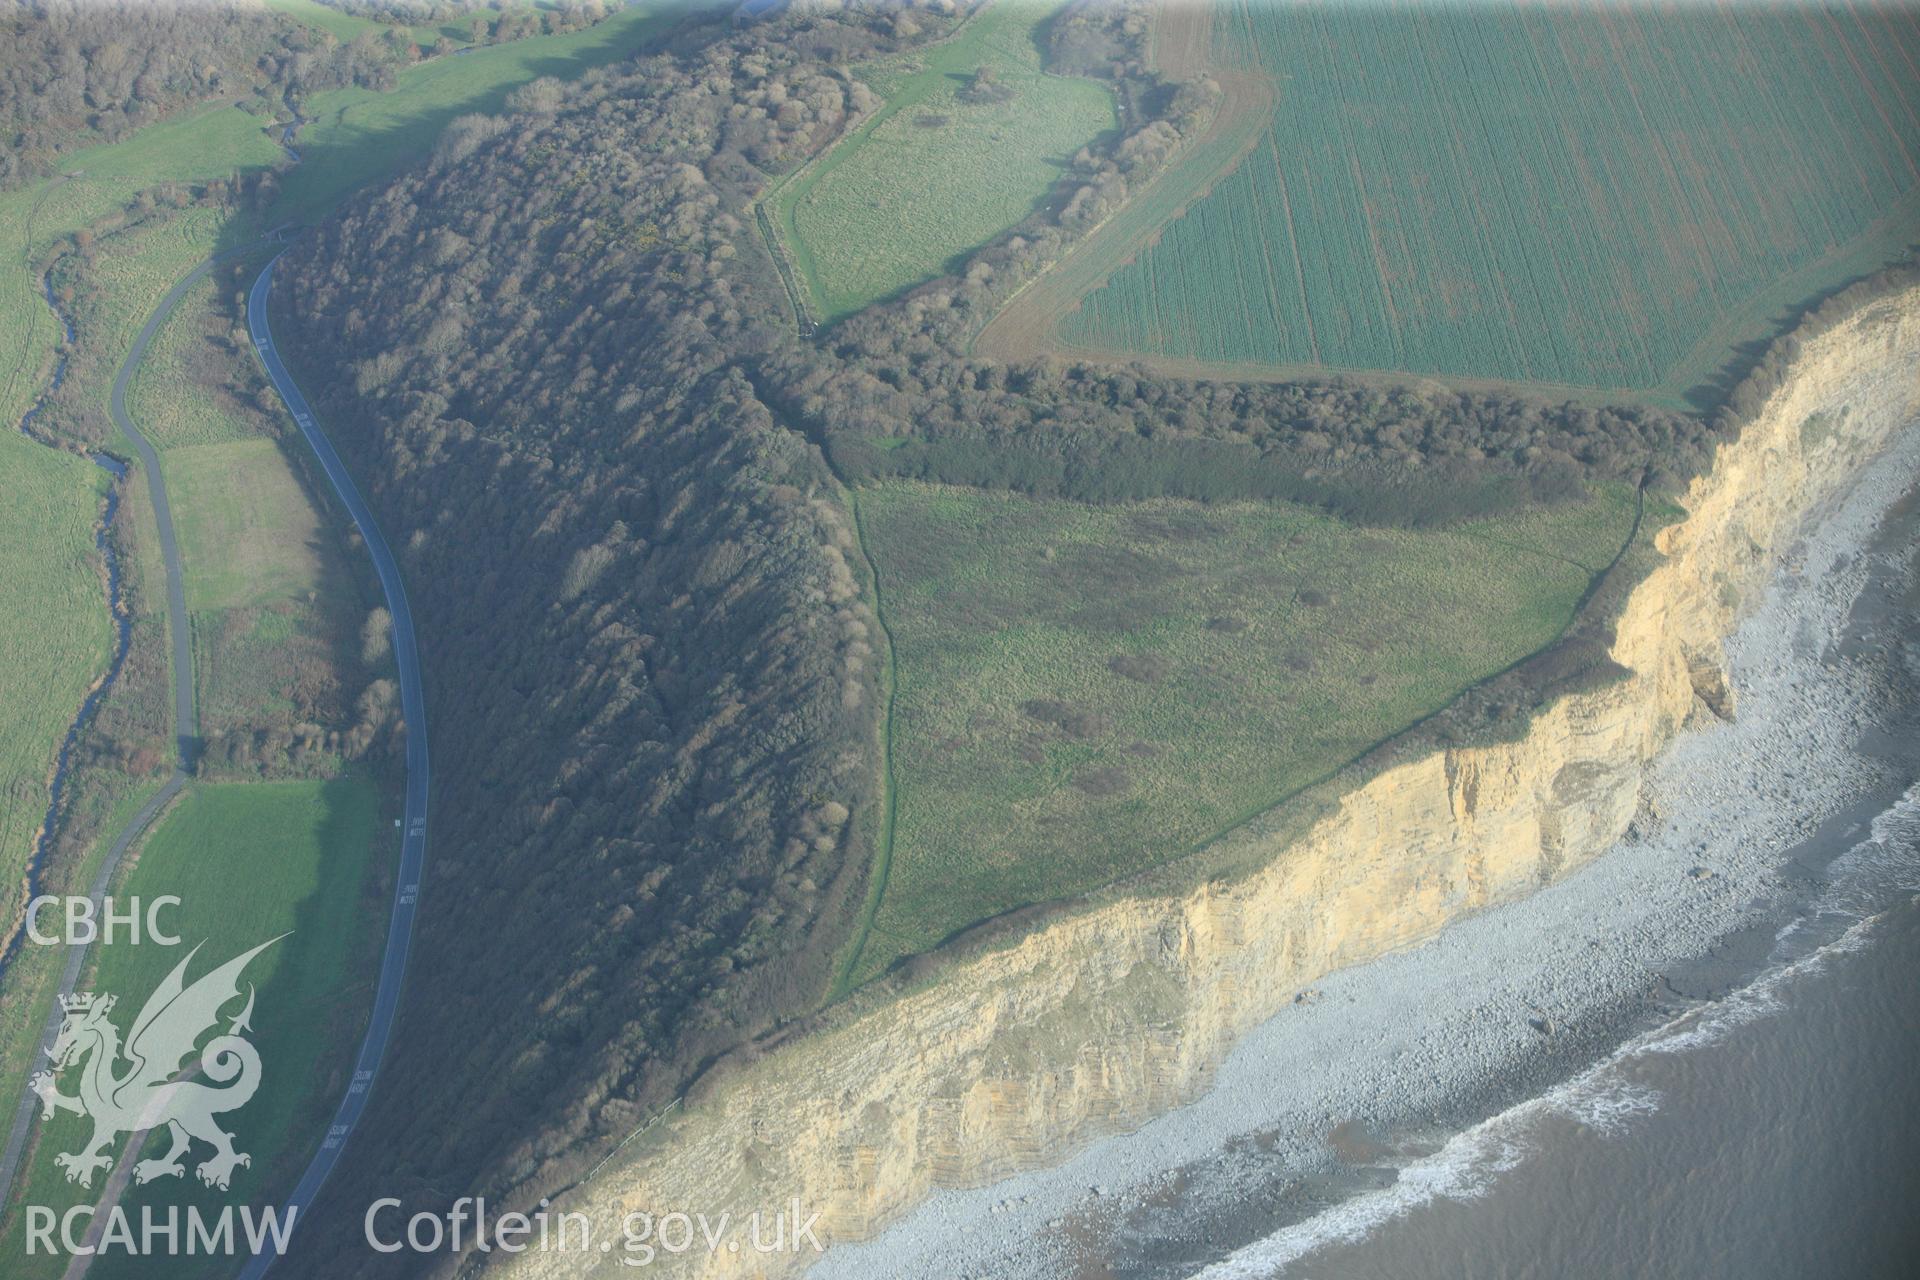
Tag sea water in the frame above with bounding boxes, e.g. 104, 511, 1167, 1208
1190, 792, 1920, 1280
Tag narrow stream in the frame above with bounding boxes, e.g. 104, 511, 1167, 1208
0, 98, 305, 1033
276, 109, 312, 163
2, 269, 136, 974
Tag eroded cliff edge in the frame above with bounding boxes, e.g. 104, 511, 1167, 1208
495, 287, 1920, 1278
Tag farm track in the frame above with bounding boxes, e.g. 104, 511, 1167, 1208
755, 201, 816, 337
826, 487, 900, 998
0, 237, 274, 1214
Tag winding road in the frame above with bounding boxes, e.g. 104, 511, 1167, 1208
0, 242, 260, 1205
236, 254, 430, 1277
0, 248, 432, 1277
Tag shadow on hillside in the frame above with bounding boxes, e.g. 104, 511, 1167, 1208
269, 1, 718, 223
1682, 239, 1920, 412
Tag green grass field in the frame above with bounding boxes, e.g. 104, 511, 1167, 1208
2, 779, 382, 1280
847, 480, 1638, 982
0, 214, 206, 1177
0, 774, 167, 1205
0, 438, 114, 937
167, 438, 368, 752
0, 167, 194, 895
266, 0, 397, 45
2, 1, 688, 431
168, 440, 327, 613
0, 0, 687, 846
0, 5, 648, 1230
1055, 1, 1920, 401
0, 168, 269, 812
771, 0, 1114, 320
265, 0, 495, 53
123, 247, 371, 752
0, 111, 282, 433
43, 206, 264, 451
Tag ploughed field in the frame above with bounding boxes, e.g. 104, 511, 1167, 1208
846, 479, 1640, 983
1057, 0, 1920, 399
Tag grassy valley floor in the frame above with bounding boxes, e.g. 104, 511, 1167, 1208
0, 8, 690, 1258
1, 778, 383, 1280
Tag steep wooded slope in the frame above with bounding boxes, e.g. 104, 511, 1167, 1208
263, 0, 1811, 1260
268, 9, 921, 1256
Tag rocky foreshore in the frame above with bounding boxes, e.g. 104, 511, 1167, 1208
493, 288, 1920, 1280
817, 377, 1920, 1280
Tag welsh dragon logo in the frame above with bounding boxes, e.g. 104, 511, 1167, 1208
29, 937, 281, 1191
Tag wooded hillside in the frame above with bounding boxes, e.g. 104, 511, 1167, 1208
263, 0, 1762, 1259
269, 5, 932, 1258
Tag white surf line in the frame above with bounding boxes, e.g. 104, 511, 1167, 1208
1186, 905, 1897, 1280
816, 419, 1920, 1280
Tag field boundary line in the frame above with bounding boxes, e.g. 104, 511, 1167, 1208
753, 199, 816, 337
754, 7, 995, 329
827, 484, 900, 1000
970, 67, 1274, 361
0, 234, 275, 1217
1174, 465, 1651, 865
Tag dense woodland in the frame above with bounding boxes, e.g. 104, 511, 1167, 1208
314, 0, 494, 20
3, 0, 280, 183
268, 7, 928, 1262
8, 0, 1878, 1264
248, 0, 1780, 1261
0, 0, 613, 187
315, 0, 613, 36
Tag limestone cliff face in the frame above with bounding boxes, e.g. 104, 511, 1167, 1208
494, 290, 1920, 1278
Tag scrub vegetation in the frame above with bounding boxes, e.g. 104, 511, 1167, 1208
126, 273, 276, 451
0, 438, 113, 920
0, 0, 618, 1236
169, 437, 392, 776
0, 0, 690, 899
251, 1, 1760, 1241
5, 0, 1916, 1266
24, 207, 392, 784
264, 0, 690, 224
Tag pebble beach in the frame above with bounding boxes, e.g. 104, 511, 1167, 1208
816, 421, 1920, 1280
